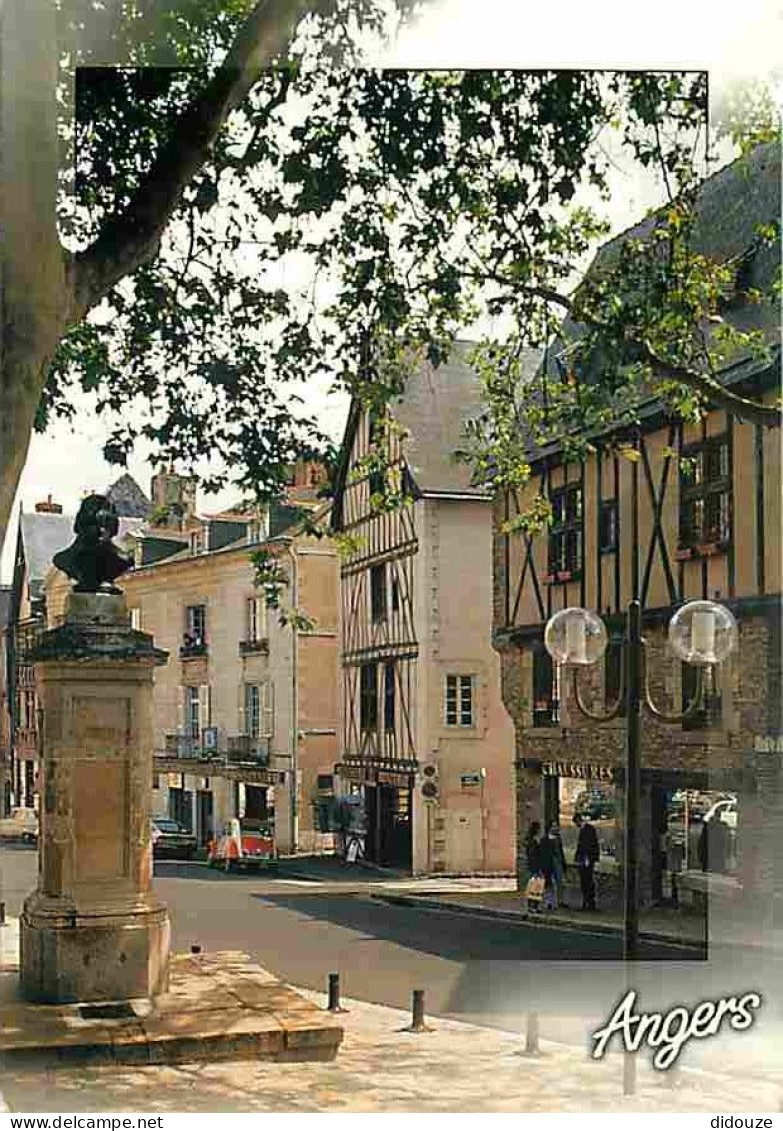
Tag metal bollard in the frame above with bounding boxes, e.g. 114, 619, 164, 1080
623, 1050, 636, 1096
327, 972, 347, 1013
0, 901, 5, 926
190, 944, 202, 955
402, 989, 434, 1033
524, 1010, 540, 1056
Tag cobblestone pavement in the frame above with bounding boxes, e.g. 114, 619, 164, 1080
1, 986, 780, 1114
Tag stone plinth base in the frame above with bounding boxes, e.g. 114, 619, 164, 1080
20, 897, 170, 1004
1, 949, 342, 1066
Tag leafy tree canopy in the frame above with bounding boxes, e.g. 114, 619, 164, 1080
46, 48, 781, 511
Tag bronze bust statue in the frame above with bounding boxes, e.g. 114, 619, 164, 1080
53, 494, 131, 593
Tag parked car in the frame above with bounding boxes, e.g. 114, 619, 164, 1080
574, 789, 616, 821
0, 807, 38, 844
151, 816, 197, 860
208, 819, 277, 872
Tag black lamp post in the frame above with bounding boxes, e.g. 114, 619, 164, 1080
544, 597, 738, 961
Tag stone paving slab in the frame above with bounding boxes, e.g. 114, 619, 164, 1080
0, 944, 342, 1068
1, 987, 779, 1113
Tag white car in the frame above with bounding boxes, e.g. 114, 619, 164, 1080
0, 807, 39, 843
702, 797, 737, 830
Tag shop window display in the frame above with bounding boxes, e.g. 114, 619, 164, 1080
557, 778, 620, 864
663, 788, 738, 881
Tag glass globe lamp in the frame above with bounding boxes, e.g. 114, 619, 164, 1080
544, 607, 608, 666
668, 600, 738, 666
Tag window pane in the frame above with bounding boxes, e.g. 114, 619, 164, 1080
370, 565, 387, 622
445, 675, 458, 725
384, 664, 395, 731
360, 664, 378, 731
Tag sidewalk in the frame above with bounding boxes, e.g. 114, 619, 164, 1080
372, 889, 783, 952
375, 890, 705, 948
1, 984, 780, 1113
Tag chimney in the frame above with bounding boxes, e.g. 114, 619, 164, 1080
34, 495, 63, 514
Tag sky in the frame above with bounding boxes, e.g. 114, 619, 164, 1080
2, 0, 781, 581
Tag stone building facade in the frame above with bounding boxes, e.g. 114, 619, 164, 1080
45, 480, 339, 856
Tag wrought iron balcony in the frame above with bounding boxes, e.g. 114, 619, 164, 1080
239, 638, 269, 656
180, 635, 208, 659
226, 733, 271, 765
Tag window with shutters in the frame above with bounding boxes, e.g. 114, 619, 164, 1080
185, 686, 200, 739
245, 684, 261, 738
183, 604, 207, 655
360, 664, 378, 732
246, 597, 259, 641
445, 674, 475, 728
532, 647, 560, 726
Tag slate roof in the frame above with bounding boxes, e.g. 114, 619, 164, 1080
105, 474, 151, 518
392, 341, 493, 497
546, 140, 781, 383
0, 586, 11, 631
331, 341, 541, 528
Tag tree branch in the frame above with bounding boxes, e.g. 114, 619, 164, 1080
641, 340, 781, 427
69, 0, 316, 320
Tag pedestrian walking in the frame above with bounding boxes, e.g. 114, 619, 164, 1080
524, 821, 543, 874
573, 813, 600, 910
523, 821, 544, 913
540, 822, 567, 910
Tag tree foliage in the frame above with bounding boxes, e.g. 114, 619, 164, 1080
42, 48, 781, 513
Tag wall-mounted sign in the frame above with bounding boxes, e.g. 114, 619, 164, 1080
378, 770, 414, 787
460, 773, 482, 788
541, 762, 614, 782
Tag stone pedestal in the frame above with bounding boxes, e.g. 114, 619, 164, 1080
20, 591, 170, 1004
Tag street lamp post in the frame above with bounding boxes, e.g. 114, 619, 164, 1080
544, 598, 738, 962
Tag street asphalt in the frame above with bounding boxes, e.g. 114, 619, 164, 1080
2, 845, 780, 1083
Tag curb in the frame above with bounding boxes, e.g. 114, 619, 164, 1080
372, 893, 707, 950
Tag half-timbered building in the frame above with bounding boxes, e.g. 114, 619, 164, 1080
332, 344, 518, 873
494, 142, 782, 918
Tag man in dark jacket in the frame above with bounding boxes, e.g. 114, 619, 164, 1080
573, 814, 600, 910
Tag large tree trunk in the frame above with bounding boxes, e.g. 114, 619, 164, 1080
0, 0, 68, 557
1, 0, 334, 561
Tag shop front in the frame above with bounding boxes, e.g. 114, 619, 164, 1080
335, 761, 415, 871
522, 757, 751, 912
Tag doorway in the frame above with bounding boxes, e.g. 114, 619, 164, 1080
365, 783, 412, 870
196, 789, 214, 846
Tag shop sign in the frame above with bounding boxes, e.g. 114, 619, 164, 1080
377, 770, 413, 786
541, 761, 614, 782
